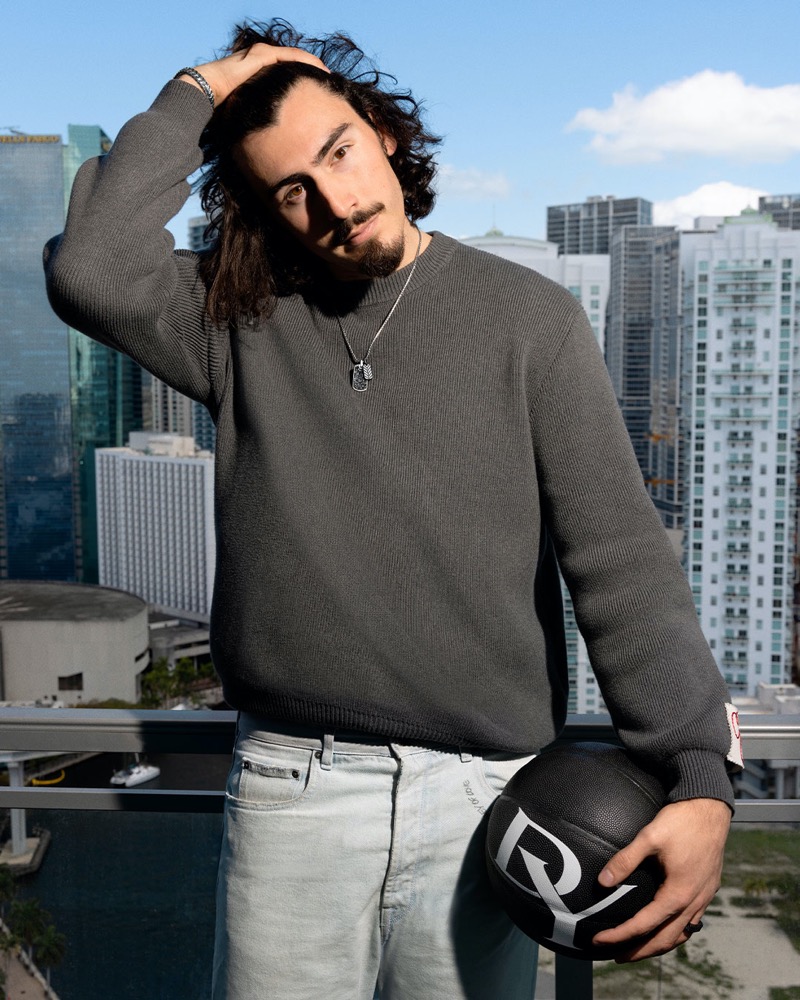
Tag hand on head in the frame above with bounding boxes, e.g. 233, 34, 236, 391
178, 44, 328, 108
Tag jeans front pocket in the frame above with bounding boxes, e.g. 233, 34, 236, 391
226, 740, 317, 810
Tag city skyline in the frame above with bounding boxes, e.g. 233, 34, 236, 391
4, 0, 800, 246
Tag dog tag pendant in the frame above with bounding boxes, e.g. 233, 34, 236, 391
352, 361, 374, 392
352, 362, 369, 392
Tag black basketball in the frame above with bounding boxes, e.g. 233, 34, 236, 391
485, 741, 666, 960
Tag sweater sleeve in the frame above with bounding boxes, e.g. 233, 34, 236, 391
43, 80, 225, 412
529, 301, 739, 807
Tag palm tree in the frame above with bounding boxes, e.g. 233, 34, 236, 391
0, 866, 15, 925
33, 923, 66, 990
9, 898, 48, 963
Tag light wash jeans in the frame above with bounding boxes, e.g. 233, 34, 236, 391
212, 714, 538, 1000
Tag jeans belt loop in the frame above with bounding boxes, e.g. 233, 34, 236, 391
320, 733, 334, 771
459, 748, 474, 763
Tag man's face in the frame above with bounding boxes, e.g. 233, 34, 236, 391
235, 79, 416, 281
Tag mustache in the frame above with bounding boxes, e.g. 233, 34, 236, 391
331, 204, 385, 246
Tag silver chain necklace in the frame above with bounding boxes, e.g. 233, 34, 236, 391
335, 228, 423, 391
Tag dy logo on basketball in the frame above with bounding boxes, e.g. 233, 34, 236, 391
492, 807, 637, 952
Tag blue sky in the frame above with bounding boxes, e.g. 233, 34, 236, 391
6, 0, 800, 245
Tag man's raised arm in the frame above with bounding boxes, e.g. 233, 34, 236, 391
44, 44, 325, 406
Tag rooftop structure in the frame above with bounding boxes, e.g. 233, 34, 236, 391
759, 193, 800, 231
546, 195, 653, 256
0, 580, 148, 703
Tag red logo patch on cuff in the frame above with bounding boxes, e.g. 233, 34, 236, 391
725, 702, 744, 771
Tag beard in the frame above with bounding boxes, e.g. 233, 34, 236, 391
356, 233, 405, 277
332, 203, 406, 278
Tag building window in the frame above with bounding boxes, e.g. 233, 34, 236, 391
58, 673, 84, 692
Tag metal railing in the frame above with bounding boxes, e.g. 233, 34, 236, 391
0, 708, 797, 1000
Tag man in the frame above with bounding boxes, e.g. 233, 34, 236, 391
45, 19, 741, 1000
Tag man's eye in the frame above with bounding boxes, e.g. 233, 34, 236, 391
333, 145, 349, 160
283, 183, 305, 203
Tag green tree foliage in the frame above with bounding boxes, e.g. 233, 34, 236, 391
139, 657, 178, 707
140, 656, 217, 707
0, 864, 67, 987
77, 698, 139, 709
9, 898, 48, 962
198, 660, 217, 680
34, 923, 66, 988
0, 866, 15, 923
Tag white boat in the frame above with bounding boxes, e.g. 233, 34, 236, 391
110, 755, 161, 787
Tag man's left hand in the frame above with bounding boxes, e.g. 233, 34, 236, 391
591, 797, 731, 962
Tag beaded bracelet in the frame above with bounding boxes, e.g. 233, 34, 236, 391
174, 67, 215, 110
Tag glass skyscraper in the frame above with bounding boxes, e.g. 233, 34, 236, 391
0, 126, 145, 582
605, 225, 683, 525
0, 132, 73, 578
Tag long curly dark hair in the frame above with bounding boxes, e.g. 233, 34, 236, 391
198, 19, 441, 326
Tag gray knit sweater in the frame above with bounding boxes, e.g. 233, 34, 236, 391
45, 81, 736, 805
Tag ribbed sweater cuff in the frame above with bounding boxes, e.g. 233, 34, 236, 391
666, 749, 735, 810
153, 78, 214, 132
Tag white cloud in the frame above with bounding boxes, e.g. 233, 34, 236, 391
568, 71, 800, 164
435, 164, 511, 200
653, 181, 768, 230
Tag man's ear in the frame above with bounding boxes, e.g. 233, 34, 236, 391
364, 107, 397, 156
380, 131, 398, 157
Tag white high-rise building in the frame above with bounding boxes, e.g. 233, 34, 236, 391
681, 213, 800, 695
96, 433, 215, 620
151, 377, 194, 436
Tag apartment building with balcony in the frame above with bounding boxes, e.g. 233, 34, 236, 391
681, 212, 800, 695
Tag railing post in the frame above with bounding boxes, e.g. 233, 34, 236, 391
555, 954, 593, 999
7, 760, 27, 855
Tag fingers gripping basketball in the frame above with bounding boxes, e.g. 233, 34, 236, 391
485, 742, 667, 960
